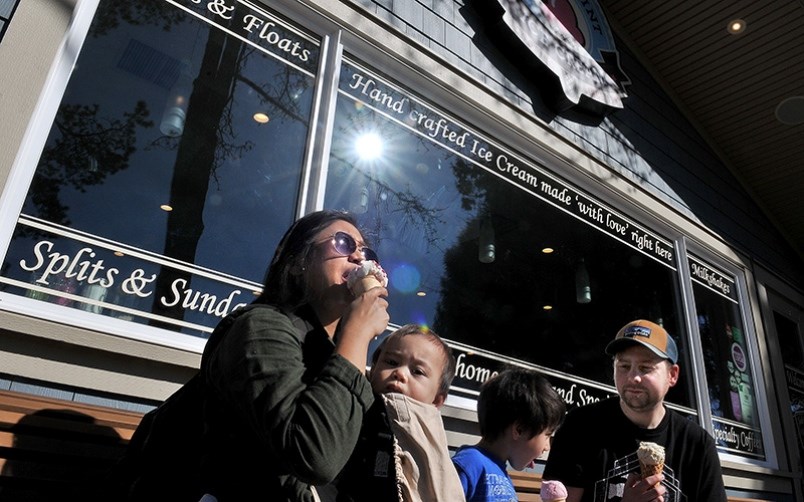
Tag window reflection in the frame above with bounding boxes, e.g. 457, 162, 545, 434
773, 311, 804, 477
0, 0, 319, 337
692, 256, 765, 459
325, 58, 692, 408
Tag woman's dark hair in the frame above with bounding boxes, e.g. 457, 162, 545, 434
254, 210, 360, 309
477, 367, 566, 441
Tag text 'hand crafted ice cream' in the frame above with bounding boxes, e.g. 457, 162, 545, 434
636, 441, 665, 480
540, 480, 568, 502
347, 260, 388, 296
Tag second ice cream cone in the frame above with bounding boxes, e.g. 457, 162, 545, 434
540, 479, 568, 502
636, 441, 665, 486
639, 460, 663, 479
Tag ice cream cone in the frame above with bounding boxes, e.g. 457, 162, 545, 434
636, 441, 665, 484
540, 479, 568, 502
639, 460, 663, 479
347, 260, 387, 296
353, 276, 381, 296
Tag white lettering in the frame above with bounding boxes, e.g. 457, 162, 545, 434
605, 213, 628, 235
470, 139, 494, 162
454, 354, 497, 384
578, 387, 600, 405
630, 232, 654, 251
539, 180, 570, 204
161, 278, 247, 317
20, 240, 118, 287
576, 197, 604, 223
241, 15, 310, 62
496, 154, 539, 188
553, 383, 577, 406
690, 263, 731, 295
351, 74, 407, 114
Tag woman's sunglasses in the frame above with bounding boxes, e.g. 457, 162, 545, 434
328, 231, 380, 263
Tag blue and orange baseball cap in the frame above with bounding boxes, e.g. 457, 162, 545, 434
605, 320, 679, 364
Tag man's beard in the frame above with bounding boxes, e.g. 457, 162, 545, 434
620, 386, 659, 412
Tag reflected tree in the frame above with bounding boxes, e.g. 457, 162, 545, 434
22, 1, 182, 233
88, 2, 184, 37
24, 102, 152, 235
328, 107, 465, 254
149, 18, 313, 325
431, 152, 580, 369
23, 0, 315, 329
150, 22, 243, 325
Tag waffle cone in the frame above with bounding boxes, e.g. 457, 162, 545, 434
352, 276, 381, 296
640, 461, 663, 479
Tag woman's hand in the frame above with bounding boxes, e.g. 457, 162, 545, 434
335, 286, 390, 371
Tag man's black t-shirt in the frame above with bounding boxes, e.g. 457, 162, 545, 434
543, 397, 727, 502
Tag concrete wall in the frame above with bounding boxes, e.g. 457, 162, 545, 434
0, 0, 75, 189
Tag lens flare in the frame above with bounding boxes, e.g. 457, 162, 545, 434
390, 263, 421, 293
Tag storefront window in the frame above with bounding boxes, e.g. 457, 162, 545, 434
0, 0, 320, 339
774, 311, 804, 489
0, 0, 18, 43
691, 255, 765, 460
325, 57, 694, 411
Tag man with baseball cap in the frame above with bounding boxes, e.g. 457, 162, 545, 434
543, 320, 727, 502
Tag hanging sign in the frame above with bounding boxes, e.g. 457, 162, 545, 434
474, 0, 628, 115
541, 0, 629, 86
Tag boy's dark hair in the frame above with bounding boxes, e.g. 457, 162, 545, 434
477, 368, 566, 440
371, 324, 457, 397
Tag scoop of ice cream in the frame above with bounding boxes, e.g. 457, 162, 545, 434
540, 480, 568, 501
636, 441, 665, 465
347, 260, 388, 296
637, 441, 665, 482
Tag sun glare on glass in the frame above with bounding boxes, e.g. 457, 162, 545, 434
355, 133, 383, 160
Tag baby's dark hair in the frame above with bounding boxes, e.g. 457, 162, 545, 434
477, 367, 566, 441
371, 324, 456, 397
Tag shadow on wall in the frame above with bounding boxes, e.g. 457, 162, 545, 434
0, 408, 124, 502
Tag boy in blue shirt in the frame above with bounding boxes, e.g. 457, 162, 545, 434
452, 368, 566, 502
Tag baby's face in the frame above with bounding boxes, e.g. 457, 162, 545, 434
370, 334, 446, 407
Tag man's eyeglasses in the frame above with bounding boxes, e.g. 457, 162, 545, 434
326, 231, 380, 263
